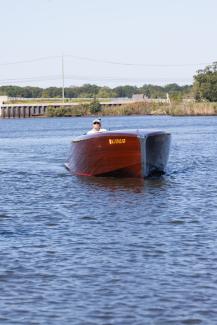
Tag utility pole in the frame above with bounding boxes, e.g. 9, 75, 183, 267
62, 54, 65, 104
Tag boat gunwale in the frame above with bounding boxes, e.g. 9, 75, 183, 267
72, 129, 170, 143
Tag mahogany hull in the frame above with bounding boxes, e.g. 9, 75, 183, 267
66, 129, 171, 178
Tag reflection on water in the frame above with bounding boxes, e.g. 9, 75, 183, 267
1, 116, 217, 325
77, 174, 169, 193
77, 175, 145, 192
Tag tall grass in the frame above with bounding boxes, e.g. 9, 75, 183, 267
102, 102, 217, 116
45, 101, 217, 117
166, 102, 217, 116
46, 104, 90, 117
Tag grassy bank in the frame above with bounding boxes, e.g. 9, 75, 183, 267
46, 104, 90, 117
102, 102, 217, 116
46, 101, 217, 117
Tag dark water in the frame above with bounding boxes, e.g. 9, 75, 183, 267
0, 115, 217, 325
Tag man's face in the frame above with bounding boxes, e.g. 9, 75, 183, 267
93, 122, 101, 131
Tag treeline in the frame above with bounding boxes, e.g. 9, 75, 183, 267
0, 83, 192, 99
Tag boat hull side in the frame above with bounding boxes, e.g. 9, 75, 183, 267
145, 133, 171, 176
67, 134, 142, 178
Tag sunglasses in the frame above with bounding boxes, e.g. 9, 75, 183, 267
93, 122, 100, 125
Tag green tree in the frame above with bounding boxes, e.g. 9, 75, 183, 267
78, 84, 100, 98
0, 83, 192, 100
113, 85, 138, 98
193, 62, 217, 101
97, 86, 116, 98
42, 87, 62, 98
141, 84, 165, 98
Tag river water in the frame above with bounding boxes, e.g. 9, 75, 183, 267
0, 115, 217, 324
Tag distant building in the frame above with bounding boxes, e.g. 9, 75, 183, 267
132, 94, 145, 101
131, 93, 171, 104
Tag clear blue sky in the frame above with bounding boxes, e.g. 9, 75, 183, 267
0, 0, 216, 87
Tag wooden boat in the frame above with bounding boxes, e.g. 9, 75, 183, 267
65, 129, 171, 178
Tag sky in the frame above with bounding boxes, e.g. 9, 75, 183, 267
0, 0, 216, 88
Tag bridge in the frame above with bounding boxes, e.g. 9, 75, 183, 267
0, 102, 80, 118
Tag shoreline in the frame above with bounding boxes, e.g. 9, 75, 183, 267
1, 113, 217, 120
1, 101, 217, 119
46, 101, 217, 117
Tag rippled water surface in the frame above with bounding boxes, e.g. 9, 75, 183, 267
1, 115, 217, 324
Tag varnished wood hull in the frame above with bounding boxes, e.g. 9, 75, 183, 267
66, 130, 171, 178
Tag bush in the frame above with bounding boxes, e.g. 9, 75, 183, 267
89, 99, 102, 114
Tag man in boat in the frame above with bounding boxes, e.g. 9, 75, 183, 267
87, 118, 107, 134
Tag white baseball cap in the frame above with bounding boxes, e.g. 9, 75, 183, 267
92, 118, 101, 124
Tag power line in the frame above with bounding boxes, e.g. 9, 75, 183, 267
65, 74, 193, 83
0, 73, 193, 85
0, 54, 212, 68
0, 75, 61, 84
0, 55, 60, 66
64, 54, 211, 68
